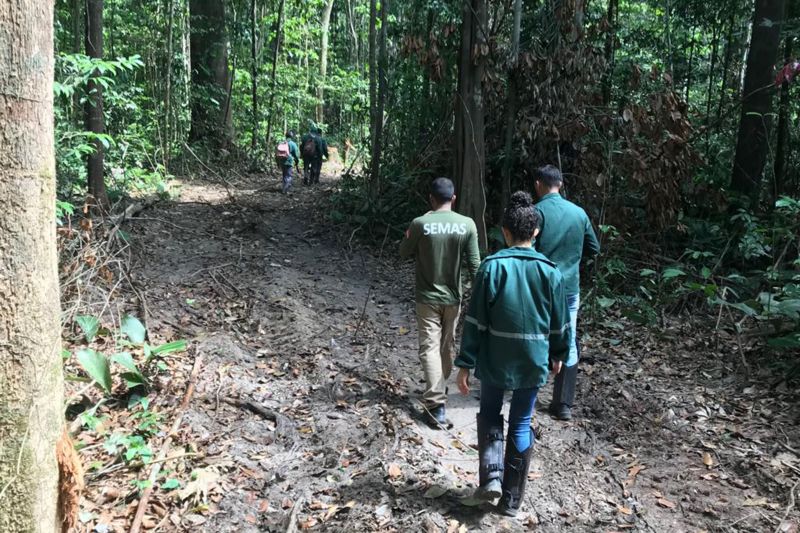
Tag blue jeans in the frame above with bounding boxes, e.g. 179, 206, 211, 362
565, 294, 580, 367
480, 382, 538, 451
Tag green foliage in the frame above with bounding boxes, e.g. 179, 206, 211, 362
71, 314, 187, 396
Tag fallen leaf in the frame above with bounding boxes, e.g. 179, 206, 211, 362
656, 498, 676, 509
423, 485, 448, 499
281, 497, 294, 509
178, 467, 220, 503
618, 505, 634, 515
743, 497, 769, 507
387, 463, 402, 479
702, 452, 714, 468
299, 517, 318, 529
398, 327, 409, 335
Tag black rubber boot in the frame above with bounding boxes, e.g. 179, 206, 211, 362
549, 363, 578, 420
474, 414, 504, 501
497, 430, 534, 517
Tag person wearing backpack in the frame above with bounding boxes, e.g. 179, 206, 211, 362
300, 130, 319, 185
276, 131, 300, 193
310, 127, 329, 184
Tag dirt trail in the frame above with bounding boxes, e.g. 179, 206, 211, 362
125, 170, 799, 532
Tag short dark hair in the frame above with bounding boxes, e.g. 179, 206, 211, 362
535, 164, 563, 188
503, 191, 540, 242
287, 130, 295, 139
430, 177, 455, 203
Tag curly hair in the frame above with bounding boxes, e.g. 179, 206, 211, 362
502, 191, 541, 243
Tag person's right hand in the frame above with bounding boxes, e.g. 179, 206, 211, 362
551, 360, 563, 376
457, 368, 470, 395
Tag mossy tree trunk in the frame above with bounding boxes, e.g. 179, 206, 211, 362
0, 1, 65, 531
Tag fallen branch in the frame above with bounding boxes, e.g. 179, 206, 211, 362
285, 495, 306, 533
129, 354, 204, 533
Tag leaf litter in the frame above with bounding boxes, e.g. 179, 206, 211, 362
62, 169, 800, 532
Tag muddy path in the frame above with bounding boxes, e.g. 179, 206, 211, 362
123, 170, 799, 532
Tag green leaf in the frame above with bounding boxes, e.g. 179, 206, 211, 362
597, 297, 616, 309
76, 315, 101, 342
111, 352, 138, 373
150, 340, 188, 356
767, 334, 800, 349
76, 349, 112, 393
662, 268, 686, 280
121, 315, 147, 344
161, 478, 181, 490
639, 268, 658, 277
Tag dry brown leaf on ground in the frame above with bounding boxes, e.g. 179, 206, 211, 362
657, 498, 677, 509
387, 463, 402, 479
178, 467, 221, 503
702, 452, 714, 468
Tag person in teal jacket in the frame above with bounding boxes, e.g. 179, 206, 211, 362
456, 191, 571, 517
533, 164, 600, 421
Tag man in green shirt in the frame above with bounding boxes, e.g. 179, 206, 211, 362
400, 178, 481, 428
534, 165, 601, 421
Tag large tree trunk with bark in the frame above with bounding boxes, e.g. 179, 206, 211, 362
500, 0, 522, 217
85, 0, 109, 209
774, 0, 797, 197
264, 0, 285, 147
189, 0, 232, 146
454, 0, 488, 252
0, 2, 65, 532
730, 0, 785, 203
317, 0, 335, 124
369, 0, 388, 194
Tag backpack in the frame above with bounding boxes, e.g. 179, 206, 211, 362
302, 137, 318, 159
276, 141, 290, 162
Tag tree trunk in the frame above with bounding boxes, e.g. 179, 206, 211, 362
250, 0, 259, 152
664, 0, 674, 84
685, 28, 696, 102
72, 0, 83, 125
164, 0, 175, 169
369, 0, 388, 193
500, 0, 523, 217
189, 0, 232, 146
715, 8, 737, 128
85, 0, 108, 209
0, 2, 65, 532
730, 0, 785, 202
454, 0, 488, 252
317, 0, 335, 124
704, 23, 720, 156
601, 0, 618, 106
774, 0, 796, 197
264, 0, 285, 147
368, 0, 378, 186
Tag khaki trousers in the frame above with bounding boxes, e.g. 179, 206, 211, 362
416, 302, 461, 408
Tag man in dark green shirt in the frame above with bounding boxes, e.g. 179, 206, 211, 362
400, 178, 481, 428
534, 164, 600, 421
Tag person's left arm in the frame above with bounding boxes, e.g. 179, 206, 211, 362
548, 273, 571, 372
583, 213, 601, 257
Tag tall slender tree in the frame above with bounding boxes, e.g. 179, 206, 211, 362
0, 1, 65, 531
85, 0, 109, 208
730, 0, 786, 202
454, 0, 488, 251
774, 0, 797, 197
317, 0, 335, 124
189, 0, 232, 146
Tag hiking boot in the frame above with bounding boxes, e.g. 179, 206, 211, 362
474, 414, 504, 501
497, 430, 534, 517
425, 404, 448, 429
550, 362, 578, 420
548, 403, 572, 421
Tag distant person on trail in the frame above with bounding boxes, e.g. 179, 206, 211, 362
455, 191, 571, 517
311, 127, 329, 185
399, 178, 481, 429
300, 127, 329, 185
276, 131, 300, 193
300, 129, 319, 185
533, 164, 601, 421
